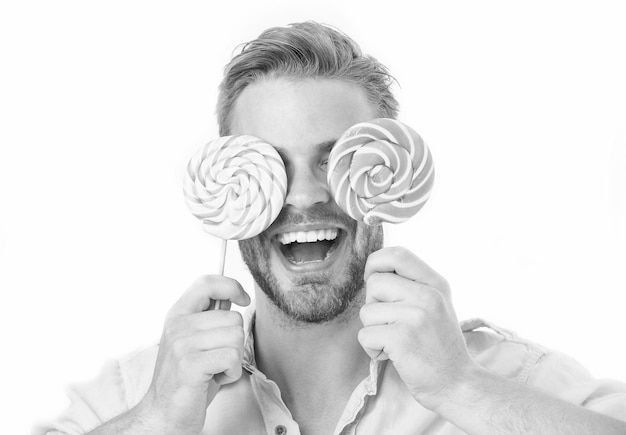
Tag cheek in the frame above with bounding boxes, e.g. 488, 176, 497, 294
239, 236, 269, 263
354, 223, 384, 254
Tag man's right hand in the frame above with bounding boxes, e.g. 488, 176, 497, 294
136, 275, 250, 435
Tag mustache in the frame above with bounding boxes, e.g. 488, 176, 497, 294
269, 203, 355, 229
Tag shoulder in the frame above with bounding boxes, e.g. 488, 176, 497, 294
32, 343, 159, 435
461, 318, 548, 385
461, 318, 626, 420
71, 342, 158, 413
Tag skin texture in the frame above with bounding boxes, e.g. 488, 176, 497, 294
88, 77, 626, 435
234, 77, 384, 325
87, 275, 252, 435
230, 78, 388, 434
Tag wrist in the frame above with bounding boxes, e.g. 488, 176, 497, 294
85, 398, 171, 435
414, 361, 489, 413
134, 387, 208, 435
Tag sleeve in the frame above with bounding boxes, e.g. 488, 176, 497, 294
526, 350, 626, 422
32, 359, 130, 435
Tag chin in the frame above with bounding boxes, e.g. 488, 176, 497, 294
239, 220, 383, 324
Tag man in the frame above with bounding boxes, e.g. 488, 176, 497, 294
37, 21, 626, 435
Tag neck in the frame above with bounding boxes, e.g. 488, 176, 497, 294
253, 287, 371, 428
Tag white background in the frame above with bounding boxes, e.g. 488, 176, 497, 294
1, 1, 625, 433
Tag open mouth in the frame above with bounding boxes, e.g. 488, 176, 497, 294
276, 228, 343, 264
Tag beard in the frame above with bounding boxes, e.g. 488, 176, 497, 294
238, 204, 383, 324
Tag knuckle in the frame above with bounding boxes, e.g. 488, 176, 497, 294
366, 272, 383, 288
185, 275, 213, 298
223, 346, 241, 364
193, 274, 213, 288
359, 304, 373, 323
163, 316, 182, 338
228, 325, 245, 343
193, 274, 226, 296
358, 305, 367, 323
389, 246, 411, 262
420, 286, 442, 309
226, 310, 244, 327
357, 328, 368, 344
438, 278, 452, 296
232, 363, 243, 378
427, 269, 450, 294
170, 336, 188, 357
398, 318, 417, 336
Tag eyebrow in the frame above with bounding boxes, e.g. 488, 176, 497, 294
273, 139, 337, 159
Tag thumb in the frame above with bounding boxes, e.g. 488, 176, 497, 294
357, 327, 390, 361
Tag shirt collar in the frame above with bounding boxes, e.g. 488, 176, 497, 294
241, 300, 383, 392
242, 301, 257, 371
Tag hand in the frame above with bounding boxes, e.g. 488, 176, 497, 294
357, 247, 477, 409
139, 275, 250, 435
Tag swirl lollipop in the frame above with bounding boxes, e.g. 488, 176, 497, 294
183, 135, 287, 307
327, 118, 434, 226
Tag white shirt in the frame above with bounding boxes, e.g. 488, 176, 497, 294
33, 314, 626, 435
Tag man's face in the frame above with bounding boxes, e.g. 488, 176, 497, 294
231, 77, 384, 323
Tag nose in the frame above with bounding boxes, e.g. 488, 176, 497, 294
284, 163, 331, 211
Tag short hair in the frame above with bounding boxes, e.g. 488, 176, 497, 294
216, 21, 399, 136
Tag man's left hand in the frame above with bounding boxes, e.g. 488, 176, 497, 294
358, 246, 478, 409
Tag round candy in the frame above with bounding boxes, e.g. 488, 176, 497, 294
327, 118, 434, 225
183, 135, 287, 240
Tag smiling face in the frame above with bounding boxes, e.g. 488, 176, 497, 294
231, 77, 384, 323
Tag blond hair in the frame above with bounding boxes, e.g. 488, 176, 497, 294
217, 21, 399, 135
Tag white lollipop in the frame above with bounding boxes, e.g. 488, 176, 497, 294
183, 135, 287, 307
327, 118, 434, 226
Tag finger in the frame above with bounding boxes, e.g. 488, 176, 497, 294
213, 369, 243, 386
364, 247, 447, 289
366, 272, 447, 311
365, 272, 417, 304
169, 275, 250, 317
358, 325, 392, 361
185, 310, 244, 332
195, 347, 243, 383
163, 310, 244, 343
359, 301, 418, 327
169, 326, 244, 361
192, 326, 245, 352
213, 366, 243, 385
170, 325, 244, 356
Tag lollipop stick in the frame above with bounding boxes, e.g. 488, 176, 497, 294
218, 238, 227, 276
213, 238, 228, 310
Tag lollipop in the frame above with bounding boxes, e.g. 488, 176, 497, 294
184, 135, 287, 240
327, 118, 434, 225
183, 135, 287, 307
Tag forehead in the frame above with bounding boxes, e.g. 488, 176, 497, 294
230, 78, 376, 154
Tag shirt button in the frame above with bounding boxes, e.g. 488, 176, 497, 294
275, 425, 287, 435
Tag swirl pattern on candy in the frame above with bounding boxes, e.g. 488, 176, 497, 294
183, 135, 287, 240
327, 118, 434, 225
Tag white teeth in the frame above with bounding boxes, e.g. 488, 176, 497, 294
278, 229, 339, 245
296, 231, 306, 243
